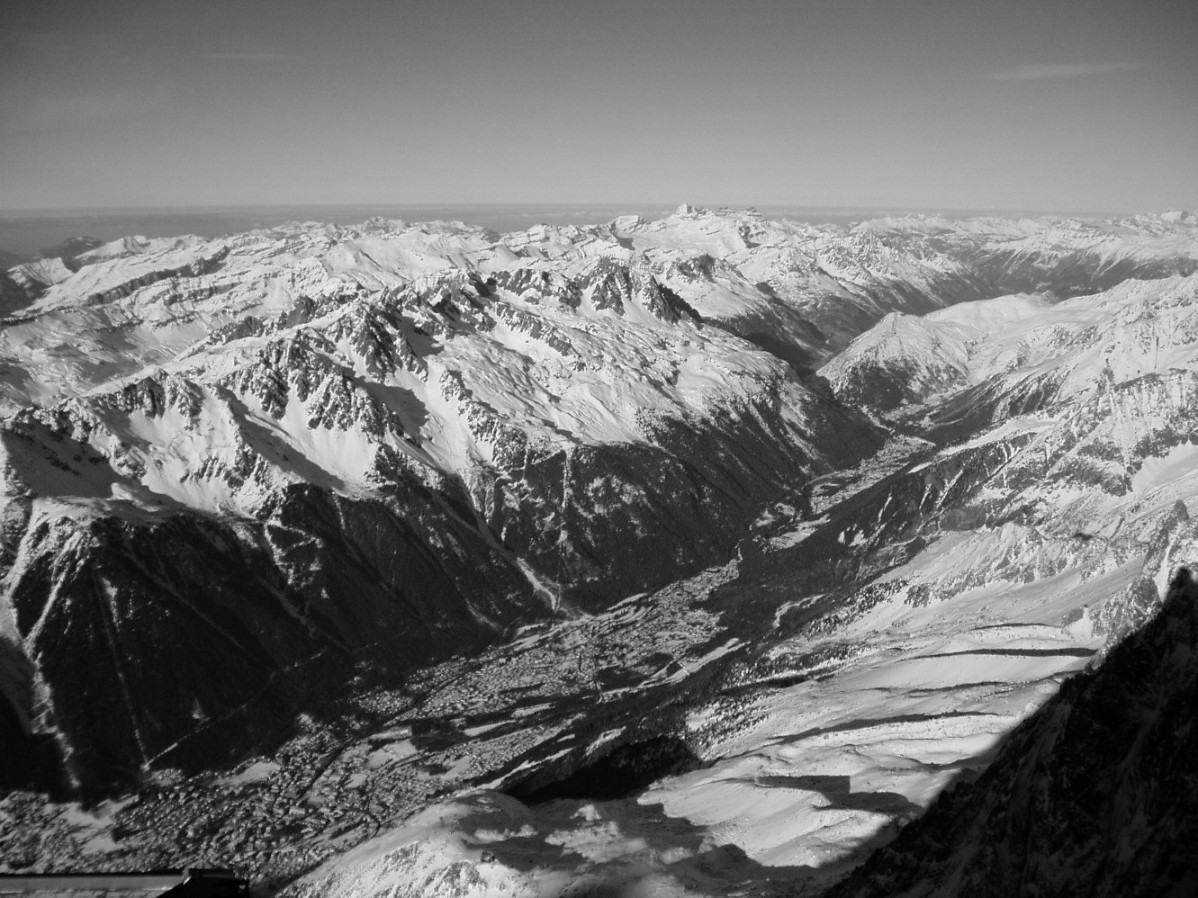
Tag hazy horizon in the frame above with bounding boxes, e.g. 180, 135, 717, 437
0, 200, 1159, 259
0, 199, 1148, 216
4, 0, 1196, 214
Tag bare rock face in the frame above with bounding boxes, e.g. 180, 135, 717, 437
2, 478, 543, 792
0, 213, 878, 793
828, 567, 1198, 898
0, 207, 1196, 800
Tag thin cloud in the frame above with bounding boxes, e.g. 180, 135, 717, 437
991, 62, 1142, 81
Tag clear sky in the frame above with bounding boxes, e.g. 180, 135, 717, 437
2, 0, 1196, 214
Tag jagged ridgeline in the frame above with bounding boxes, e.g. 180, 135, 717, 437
1, 207, 1196, 793
829, 567, 1198, 898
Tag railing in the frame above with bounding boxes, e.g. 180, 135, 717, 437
0, 867, 248, 896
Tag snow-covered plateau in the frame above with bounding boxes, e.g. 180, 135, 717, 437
1, 206, 1197, 895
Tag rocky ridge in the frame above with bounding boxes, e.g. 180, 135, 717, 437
2, 207, 1198, 888
829, 566, 1198, 898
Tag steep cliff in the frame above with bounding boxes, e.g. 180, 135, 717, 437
829, 567, 1198, 898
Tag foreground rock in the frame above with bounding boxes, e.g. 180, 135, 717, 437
829, 567, 1198, 898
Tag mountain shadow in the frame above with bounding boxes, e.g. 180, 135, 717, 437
825, 567, 1198, 898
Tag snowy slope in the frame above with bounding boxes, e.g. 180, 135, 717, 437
280, 226, 1198, 896
830, 567, 1198, 898
0, 211, 886, 792
3, 207, 1198, 887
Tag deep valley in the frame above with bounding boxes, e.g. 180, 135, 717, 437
2, 206, 1197, 896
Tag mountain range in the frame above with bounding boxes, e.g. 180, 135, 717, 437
1, 205, 1197, 895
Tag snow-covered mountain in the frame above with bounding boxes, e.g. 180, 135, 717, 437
0, 211, 891, 791
2, 206, 1198, 892
829, 566, 1198, 898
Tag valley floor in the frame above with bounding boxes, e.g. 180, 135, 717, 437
4, 428, 1175, 897
5, 209, 1198, 896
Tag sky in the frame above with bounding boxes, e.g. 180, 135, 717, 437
2, 0, 1196, 214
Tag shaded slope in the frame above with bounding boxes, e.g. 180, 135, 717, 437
828, 567, 1198, 898
2, 207, 1196, 803
0, 217, 884, 795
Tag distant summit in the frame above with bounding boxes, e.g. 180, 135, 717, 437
36, 235, 104, 268
3, 208, 1198, 887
